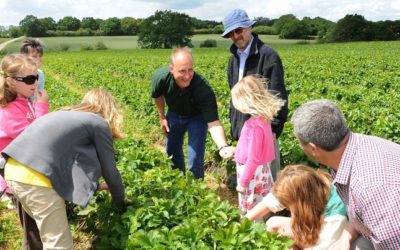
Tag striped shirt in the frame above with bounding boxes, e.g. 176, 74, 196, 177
332, 133, 400, 249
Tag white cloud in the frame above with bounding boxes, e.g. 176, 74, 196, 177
0, 0, 399, 27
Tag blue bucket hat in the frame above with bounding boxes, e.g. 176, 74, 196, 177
222, 9, 256, 37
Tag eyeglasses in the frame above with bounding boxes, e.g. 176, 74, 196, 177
12, 75, 39, 85
228, 28, 244, 38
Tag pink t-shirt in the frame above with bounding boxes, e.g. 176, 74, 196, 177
0, 98, 49, 152
0, 98, 49, 194
234, 116, 275, 187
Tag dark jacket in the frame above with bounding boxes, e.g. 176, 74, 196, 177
227, 33, 288, 140
2, 111, 125, 207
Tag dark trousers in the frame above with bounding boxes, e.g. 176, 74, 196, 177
166, 111, 208, 179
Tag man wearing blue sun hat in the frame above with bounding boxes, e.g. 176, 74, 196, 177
222, 9, 288, 181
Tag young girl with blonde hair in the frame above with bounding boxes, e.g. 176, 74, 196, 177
3, 88, 126, 249
245, 165, 347, 249
231, 75, 285, 216
0, 53, 49, 250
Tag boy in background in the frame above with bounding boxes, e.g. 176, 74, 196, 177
20, 37, 45, 91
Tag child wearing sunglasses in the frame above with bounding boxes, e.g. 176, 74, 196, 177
0, 53, 49, 250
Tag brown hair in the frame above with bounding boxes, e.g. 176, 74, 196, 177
272, 165, 331, 248
62, 89, 125, 139
20, 37, 44, 55
0, 54, 37, 107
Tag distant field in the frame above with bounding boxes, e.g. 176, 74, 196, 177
1, 35, 314, 52
0, 38, 10, 43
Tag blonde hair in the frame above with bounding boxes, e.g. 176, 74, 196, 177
0, 54, 37, 107
62, 89, 125, 139
272, 165, 331, 248
231, 75, 285, 121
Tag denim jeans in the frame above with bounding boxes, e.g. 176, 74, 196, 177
166, 111, 208, 179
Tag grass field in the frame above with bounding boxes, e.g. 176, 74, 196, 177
1, 34, 314, 52
0, 38, 11, 43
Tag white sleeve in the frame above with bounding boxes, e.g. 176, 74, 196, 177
261, 192, 286, 213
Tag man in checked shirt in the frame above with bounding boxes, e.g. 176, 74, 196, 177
291, 99, 400, 250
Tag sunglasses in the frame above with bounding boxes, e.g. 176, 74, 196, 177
228, 28, 244, 38
12, 75, 39, 85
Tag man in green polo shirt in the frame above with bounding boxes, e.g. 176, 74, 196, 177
151, 47, 233, 179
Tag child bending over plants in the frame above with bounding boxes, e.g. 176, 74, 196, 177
245, 164, 348, 249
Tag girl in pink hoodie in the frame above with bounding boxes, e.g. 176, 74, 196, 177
0, 54, 49, 250
231, 75, 285, 216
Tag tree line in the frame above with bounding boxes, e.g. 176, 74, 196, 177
0, 10, 399, 48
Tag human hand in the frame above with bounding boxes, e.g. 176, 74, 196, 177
36, 89, 49, 102
236, 184, 246, 193
219, 146, 235, 159
160, 118, 170, 136
96, 182, 109, 191
115, 197, 134, 213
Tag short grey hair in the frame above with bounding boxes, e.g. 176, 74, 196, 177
169, 47, 193, 66
291, 100, 350, 151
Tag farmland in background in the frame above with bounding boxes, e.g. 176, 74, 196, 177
1, 40, 399, 249
0, 38, 10, 43
1, 35, 314, 52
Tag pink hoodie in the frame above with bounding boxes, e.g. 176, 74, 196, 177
0, 98, 49, 193
234, 116, 275, 187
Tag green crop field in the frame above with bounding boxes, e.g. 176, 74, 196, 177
1, 40, 399, 249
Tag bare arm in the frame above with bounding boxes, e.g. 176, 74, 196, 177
154, 96, 169, 135
339, 222, 360, 250
245, 193, 285, 221
245, 201, 271, 221
208, 120, 235, 159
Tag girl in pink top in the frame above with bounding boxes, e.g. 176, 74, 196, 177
0, 54, 49, 250
231, 75, 285, 216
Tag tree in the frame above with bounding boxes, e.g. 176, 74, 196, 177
120, 17, 139, 35
190, 17, 220, 29
279, 19, 309, 39
8, 25, 23, 38
100, 17, 121, 35
81, 17, 99, 31
19, 15, 46, 36
301, 17, 334, 37
254, 17, 274, 26
326, 14, 369, 42
138, 10, 194, 49
39, 17, 57, 32
0, 26, 6, 37
57, 16, 81, 31
273, 14, 298, 34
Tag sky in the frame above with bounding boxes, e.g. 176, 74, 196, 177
1, 0, 399, 27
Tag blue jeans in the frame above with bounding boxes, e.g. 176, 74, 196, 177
166, 111, 208, 179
